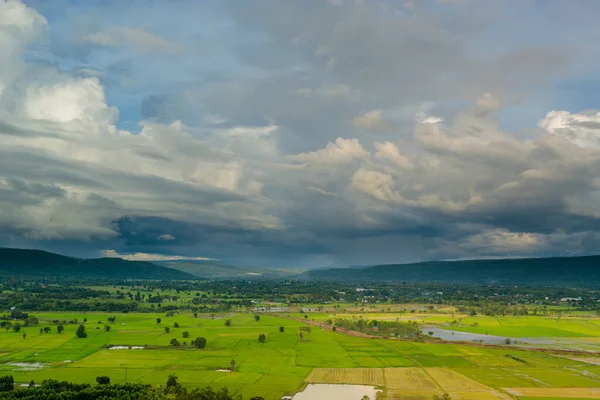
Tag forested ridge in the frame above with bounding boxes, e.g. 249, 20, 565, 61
0, 248, 194, 280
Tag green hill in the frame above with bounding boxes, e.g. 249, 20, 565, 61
301, 255, 600, 286
0, 248, 195, 280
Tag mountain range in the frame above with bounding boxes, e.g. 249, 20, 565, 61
300, 255, 600, 286
1, 248, 599, 285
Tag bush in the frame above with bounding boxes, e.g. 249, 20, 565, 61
95, 376, 110, 385
182, 331, 189, 338
279, 326, 285, 333
75, 324, 87, 338
258, 333, 266, 343
166, 374, 178, 388
0, 375, 14, 392
192, 337, 207, 349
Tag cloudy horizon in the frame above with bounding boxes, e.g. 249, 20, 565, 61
2, 0, 600, 268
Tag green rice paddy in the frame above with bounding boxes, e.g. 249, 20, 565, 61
0, 311, 599, 399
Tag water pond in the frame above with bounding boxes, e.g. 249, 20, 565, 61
292, 384, 381, 400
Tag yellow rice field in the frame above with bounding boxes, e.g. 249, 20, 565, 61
385, 368, 439, 390
425, 368, 495, 392
305, 367, 384, 386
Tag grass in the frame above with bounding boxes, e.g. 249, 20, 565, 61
0, 311, 599, 399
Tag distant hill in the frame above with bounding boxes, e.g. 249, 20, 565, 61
301, 255, 600, 286
0, 248, 195, 280
156, 260, 302, 279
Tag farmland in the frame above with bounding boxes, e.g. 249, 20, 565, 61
0, 308, 600, 399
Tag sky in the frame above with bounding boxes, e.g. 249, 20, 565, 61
1, 0, 600, 268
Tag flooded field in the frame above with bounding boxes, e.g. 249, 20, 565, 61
422, 327, 554, 346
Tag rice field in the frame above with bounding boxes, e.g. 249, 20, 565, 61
0, 311, 599, 399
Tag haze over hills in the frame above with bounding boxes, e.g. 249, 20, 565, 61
301, 255, 600, 286
156, 260, 302, 279
0, 248, 195, 280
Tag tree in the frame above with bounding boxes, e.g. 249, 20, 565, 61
505, 338, 511, 345
44, 326, 51, 333
254, 314, 260, 322
166, 374, 178, 388
173, 322, 179, 328
164, 326, 170, 334
3, 322, 11, 332
39, 328, 43, 335
170, 338, 180, 347
107, 316, 116, 324
279, 326, 285, 333
250, 397, 265, 400
76, 324, 87, 338
22, 333, 26, 339
57, 324, 64, 334
12, 323, 21, 333
83, 318, 87, 324
104, 325, 111, 332
258, 333, 266, 343
28, 380, 35, 388
192, 337, 207, 349
182, 331, 189, 338
230, 359, 236, 371
0, 375, 14, 392
96, 376, 110, 385
224, 319, 232, 327
156, 318, 162, 325
193, 312, 198, 318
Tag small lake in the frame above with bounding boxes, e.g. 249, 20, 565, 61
292, 384, 381, 400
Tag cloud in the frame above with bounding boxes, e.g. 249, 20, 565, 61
290, 138, 369, 164
352, 110, 388, 131
102, 249, 215, 261
538, 110, 600, 149
157, 234, 175, 241
83, 26, 183, 53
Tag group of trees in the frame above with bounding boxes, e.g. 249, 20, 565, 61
169, 337, 207, 349
332, 318, 423, 339
0, 375, 247, 399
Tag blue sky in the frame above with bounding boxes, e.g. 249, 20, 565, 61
1, 0, 600, 267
